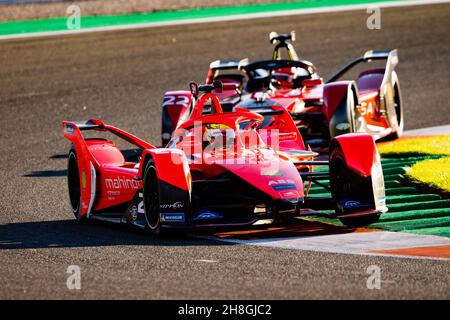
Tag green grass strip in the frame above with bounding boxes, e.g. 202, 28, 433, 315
385, 180, 403, 188
385, 187, 418, 196
379, 207, 450, 222
371, 216, 450, 231
387, 194, 441, 204
386, 200, 450, 213
404, 226, 450, 238
382, 167, 408, 175
0, 0, 415, 36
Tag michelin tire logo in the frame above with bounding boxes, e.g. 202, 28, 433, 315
161, 213, 185, 222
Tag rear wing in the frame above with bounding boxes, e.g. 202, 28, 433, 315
63, 119, 154, 151
206, 59, 248, 84
209, 59, 249, 71
62, 119, 154, 217
327, 49, 398, 83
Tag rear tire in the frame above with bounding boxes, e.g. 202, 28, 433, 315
67, 150, 83, 220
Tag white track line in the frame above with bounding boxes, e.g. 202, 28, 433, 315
404, 124, 450, 136
1, 0, 449, 40
204, 231, 450, 261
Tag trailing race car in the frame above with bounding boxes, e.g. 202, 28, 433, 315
63, 81, 387, 235
161, 31, 403, 149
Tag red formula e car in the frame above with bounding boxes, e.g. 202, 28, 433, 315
63, 82, 386, 235
161, 32, 403, 149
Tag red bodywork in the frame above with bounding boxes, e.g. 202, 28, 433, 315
63, 83, 386, 230
161, 49, 401, 149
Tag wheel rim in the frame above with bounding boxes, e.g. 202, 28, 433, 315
143, 166, 160, 230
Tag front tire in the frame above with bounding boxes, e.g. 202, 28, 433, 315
339, 214, 380, 228
143, 160, 163, 235
330, 146, 380, 228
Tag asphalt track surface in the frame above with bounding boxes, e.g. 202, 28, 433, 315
1, 3, 450, 299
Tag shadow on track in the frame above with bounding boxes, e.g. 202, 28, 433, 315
23, 170, 67, 177
0, 216, 359, 250
0, 219, 232, 250
49, 154, 68, 160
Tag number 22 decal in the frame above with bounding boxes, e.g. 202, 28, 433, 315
162, 95, 190, 107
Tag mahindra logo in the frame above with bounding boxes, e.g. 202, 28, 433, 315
105, 177, 140, 189
160, 202, 184, 210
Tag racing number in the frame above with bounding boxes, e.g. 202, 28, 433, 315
162, 95, 190, 107
138, 193, 144, 214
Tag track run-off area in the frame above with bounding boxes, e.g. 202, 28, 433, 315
0, 2, 449, 299
206, 148, 450, 261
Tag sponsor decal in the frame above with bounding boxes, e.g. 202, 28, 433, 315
160, 202, 184, 210
261, 170, 284, 177
344, 200, 362, 208
192, 210, 223, 221
137, 193, 144, 214
105, 176, 140, 190
81, 170, 87, 189
161, 213, 185, 222
65, 124, 74, 135
268, 179, 295, 186
152, 149, 172, 154
272, 184, 296, 191
336, 122, 350, 131
338, 199, 371, 210
278, 190, 301, 199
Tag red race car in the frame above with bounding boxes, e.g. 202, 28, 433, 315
62, 82, 386, 235
161, 32, 403, 149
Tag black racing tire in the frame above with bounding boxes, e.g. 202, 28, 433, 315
339, 214, 380, 228
143, 160, 163, 235
329, 146, 352, 203
67, 149, 84, 220
329, 146, 380, 228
